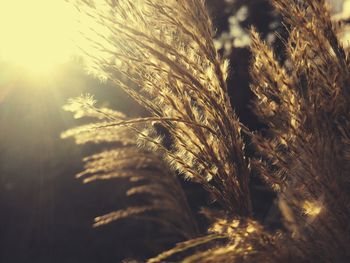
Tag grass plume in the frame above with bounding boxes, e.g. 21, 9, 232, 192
62, 95, 198, 239
63, 0, 350, 262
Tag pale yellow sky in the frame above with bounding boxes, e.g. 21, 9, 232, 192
331, 0, 350, 18
0, 0, 79, 73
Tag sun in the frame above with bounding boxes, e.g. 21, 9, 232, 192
0, 0, 79, 73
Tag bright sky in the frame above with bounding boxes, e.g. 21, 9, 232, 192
331, 0, 350, 17
0, 0, 79, 74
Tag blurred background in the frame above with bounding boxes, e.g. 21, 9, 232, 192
0, 0, 349, 262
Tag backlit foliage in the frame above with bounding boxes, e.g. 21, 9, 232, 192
64, 0, 350, 262
62, 95, 198, 239
71, 0, 252, 216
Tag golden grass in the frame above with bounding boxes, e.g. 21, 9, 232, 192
63, 0, 350, 262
